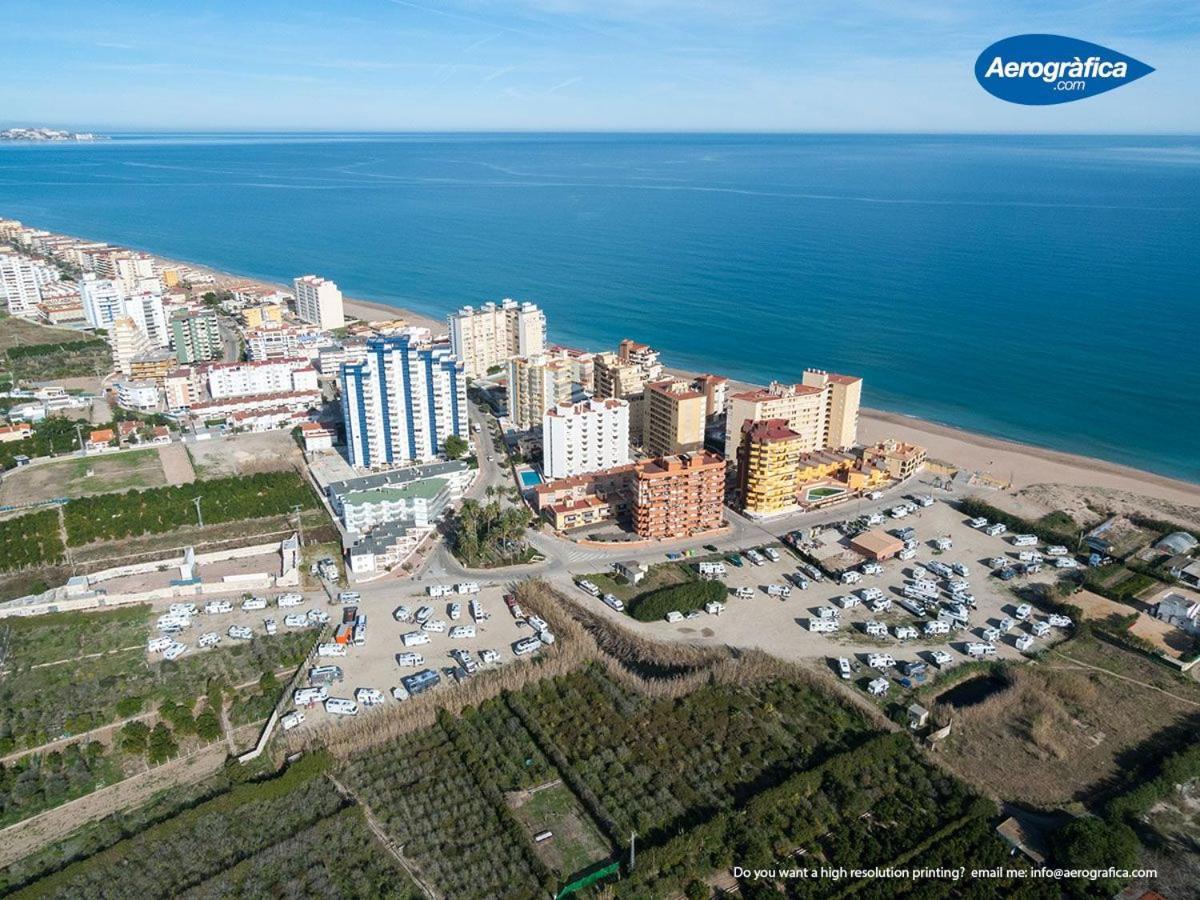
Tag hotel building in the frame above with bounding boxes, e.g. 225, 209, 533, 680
170, 309, 222, 364
862, 439, 927, 480
340, 333, 467, 469
205, 358, 318, 398
293, 274, 345, 331
542, 398, 631, 480
0, 249, 58, 318
507, 353, 572, 431
448, 299, 546, 378
110, 315, 155, 377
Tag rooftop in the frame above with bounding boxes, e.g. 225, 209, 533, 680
344, 478, 449, 505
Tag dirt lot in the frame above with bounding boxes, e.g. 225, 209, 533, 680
0, 314, 86, 355
0, 449, 166, 506
185, 431, 304, 477
935, 634, 1200, 808
1072, 587, 1193, 661
157, 441, 195, 485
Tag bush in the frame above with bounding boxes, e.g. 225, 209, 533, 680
116, 697, 144, 717
628, 580, 727, 621
1051, 816, 1138, 894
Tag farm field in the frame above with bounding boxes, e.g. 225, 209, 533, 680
0, 313, 89, 356
0, 449, 167, 507
932, 635, 1200, 807
507, 781, 610, 881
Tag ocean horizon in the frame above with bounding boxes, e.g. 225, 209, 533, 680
2, 132, 1197, 483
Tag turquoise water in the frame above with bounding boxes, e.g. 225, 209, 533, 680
519, 470, 544, 488
1, 133, 1196, 481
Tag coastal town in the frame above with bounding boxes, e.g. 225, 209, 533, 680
2, 216, 1199, 897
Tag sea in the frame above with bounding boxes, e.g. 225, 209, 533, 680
0, 133, 1196, 482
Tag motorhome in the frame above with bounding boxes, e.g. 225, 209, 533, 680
1031, 621, 1051, 638
984, 523, 1007, 537
264, 618, 277, 636
705, 601, 725, 616
325, 697, 359, 716
867, 653, 895, 669
198, 632, 220, 648
869, 597, 893, 614
1048, 614, 1073, 629
864, 621, 888, 638
898, 547, 917, 561
857, 587, 884, 603
665, 611, 684, 623
470, 599, 487, 621
840, 570, 862, 585
448, 602, 461, 621
982, 627, 1001, 643
1014, 604, 1033, 621
317, 642, 347, 656
765, 584, 791, 598
203, 600, 232, 615
934, 536, 953, 551
402, 668, 442, 695
817, 606, 840, 620
400, 631, 431, 650
998, 616, 1015, 632
1018, 550, 1042, 563
294, 686, 328, 706
163, 642, 187, 661
391, 686, 411, 702
926, 561, 953, 579
861, 561, 883, 576
355, 688, 385, 706
578, 579, 600, 596
281, 711, 305, 730
968, 517, 988, 529
965, 642, 996, 658
227, 625, 253, 640
414, 605, 433, 623
277, 593, 303, 607
1045, 545, 1069, 556
307, 608, 330, 625
952, 562, 970, 577
930, 649, 953, 667
513, 636, 543, 655
914, 494, 934, 508
923, 620, 950, 636
147, 636, 173, 653
835, 594, 860, 609
894, 625, 918, 640
1015, 634, 1034, 652
392, 605, 412, 622
745, 549, 765, 566
1012, 534, 1038, 547
1054, 557, 1079, 569
898, 597, 927, 616
309, 665, 343, 684
697, 561, 727, 577
837, 657, 852, 679
735, 586, 753, 600
480, 648, 501, 664
426, 584, 452, 598
456, 582, 480, 594
763, 547, 781, 563
809, 619, 839, 633
868, 677, 889, 696
395, 652, 425, 667
890, 506, 909, 519
449, 624, 476, 639
337, 591, 361, 604
947, 579, 970, 595
601, 594, 625, 612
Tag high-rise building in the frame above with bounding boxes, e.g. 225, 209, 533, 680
293, 274, 345, 331
693, 373, 729, 418
162, 368, 200, 410
0, 250, 57, 318
507, 354, 572, 431
542, 398, 631, 480
642, 379, 706, 456
548, 345, 595, 394
170, 309, 223, 364
736, 419, 804, 516
632, 452, 726, 539
340, 333, 467, 469
724, 370, 862, 462
110, 315, 155, 377
448, 299, 546, 378
80, 274, 126, 329
801, 369, 862, 451
592, 339, 664, 445
122, 290, 169, 348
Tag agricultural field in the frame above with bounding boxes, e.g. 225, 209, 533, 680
0, 313, 91, 356
0, 510, 65, 574
0, 449, 168, 507
3, 337, 111, 383
0, 606, 315, 751
507, 782, 610, 881
4, 753, 420, 900
932, 635, 1200, 807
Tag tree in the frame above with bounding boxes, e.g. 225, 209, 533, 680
442, 434, 469, 460
195, 709, 222, 742
120, 720, 151, 755
147, 722, 178, 764
1052, 816, 1138, 896
116, 696, 144, 717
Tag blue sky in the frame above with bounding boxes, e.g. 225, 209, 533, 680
1, 0, 1196, 131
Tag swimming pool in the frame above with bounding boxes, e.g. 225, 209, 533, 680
519, 470, 544, 487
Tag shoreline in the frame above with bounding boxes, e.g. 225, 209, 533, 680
39, 240, 1200, 510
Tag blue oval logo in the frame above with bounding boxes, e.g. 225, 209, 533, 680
975, 34, 1153, 105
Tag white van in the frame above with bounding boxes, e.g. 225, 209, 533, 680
837, 657, 852, 679
665, 611, 684, 623
601, 594, 625, 612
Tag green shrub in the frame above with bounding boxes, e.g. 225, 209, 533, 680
628, 580, 727, 621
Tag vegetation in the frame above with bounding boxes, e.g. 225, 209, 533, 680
0, 741, 120, 829
627, 579, 727, 621
0, 510, 65, 573
441, 433, 468, 460
0, 605, 314, 751
0, 418, 90, 471
957, 496, 1081, 548
4, 339, 111, 382
62, 471, 317, 545
447, 498, 532, 567
1052, 817, 1139, 896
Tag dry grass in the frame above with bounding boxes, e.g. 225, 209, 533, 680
934, 639, 1200, 807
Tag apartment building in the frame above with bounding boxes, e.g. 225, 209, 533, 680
801, 369, 862, 450
171, 309, 222, 363
205, 358, 318, 398
507, 353, 572, 431
542, 398, 631, 480
642, 379, 706, 456
736, 418, 804, 516
123, 290, 169, 348
244, 323, 322, 361
128, 351, 178, 383
862, 439, 927, 480
110, 315, 155, 377
448, 299, 546, 378
548, 345, 595, 393
241, 303, 283, 329
293, 274, 345, 331
724, 369, 862, 462
80, 274, 126, 328
693, 373, 729, 418
632, 452, 726, 539
162, 368, 200, 410
0, 249, 58, 318
340, 333, 467, 469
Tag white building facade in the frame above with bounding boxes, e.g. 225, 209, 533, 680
448, 299, 546, 378
340, 333, 467, 469
205, 359, 318, 398
0, 250, 58, 318
542, 398, 632, 479
293, 274, 345, 331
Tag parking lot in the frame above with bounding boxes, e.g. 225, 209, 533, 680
284, 581, 539, 730
569, 499, 1074, 693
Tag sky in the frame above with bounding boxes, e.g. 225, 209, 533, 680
0, 0, 1197, 132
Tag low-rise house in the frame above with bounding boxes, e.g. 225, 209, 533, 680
0, 422, 32, 443
614, 560, 648, 585
1157, 592, 1200, 635
87, 428, 115, 452
299, 421, 335, 452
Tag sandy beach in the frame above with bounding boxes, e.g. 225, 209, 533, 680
141, 250, 1200, 523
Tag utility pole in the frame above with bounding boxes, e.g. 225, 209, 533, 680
192, 496, 203, 527
74, 423, 85, 456
629, 831, 636, 872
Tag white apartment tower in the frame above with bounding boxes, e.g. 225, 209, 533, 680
80, 274, 126, 329
542, 398, 632, 480
448, 299, 546, 378
110, 316, 155, 377
507, 354, 572, 431
0, 250, 58, 318
293, 274, 345, 331
340, 333, 467, 469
